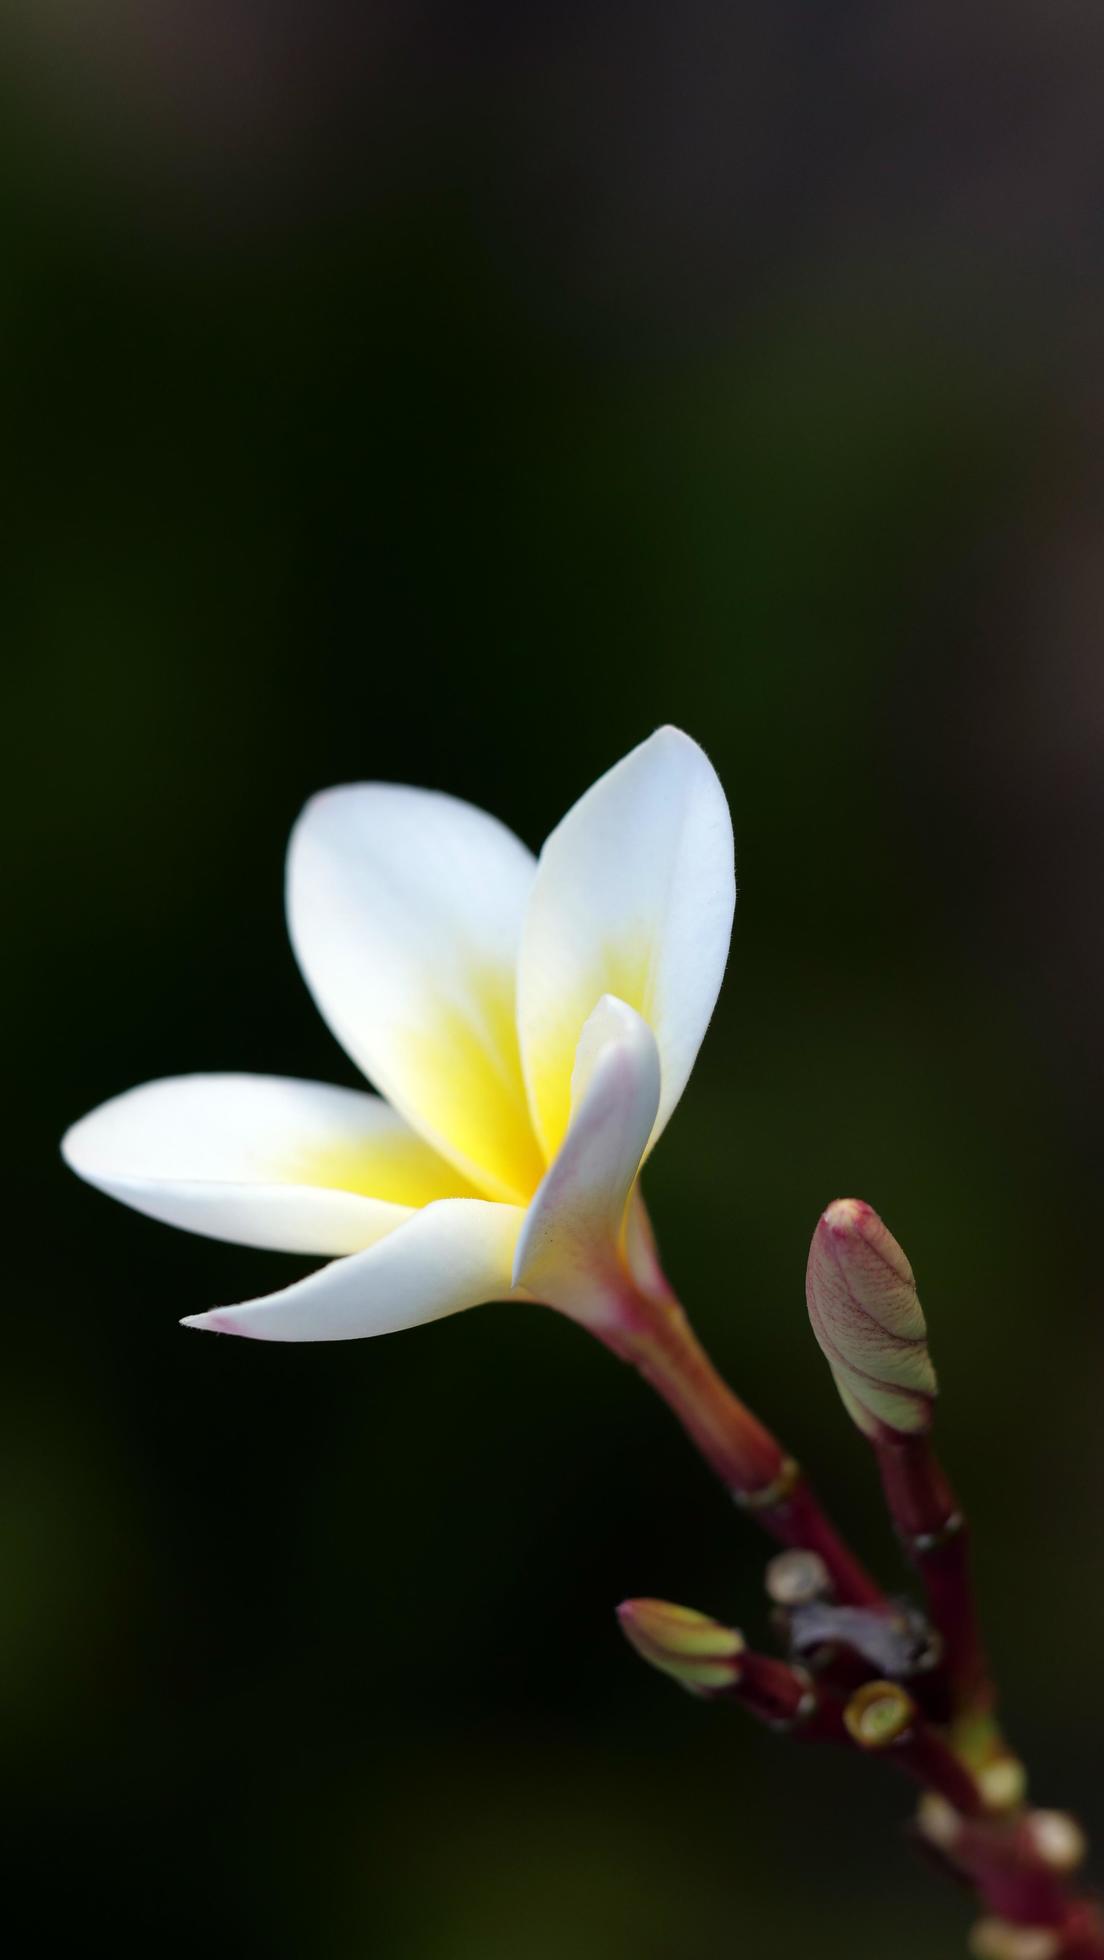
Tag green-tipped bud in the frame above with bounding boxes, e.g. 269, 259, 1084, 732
976, 1754, 1028, 1814
616, 1598, 745, 1696
806, 1199, 937, 1439
843, 1679, 917, 1750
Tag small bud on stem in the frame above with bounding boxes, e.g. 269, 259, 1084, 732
919, 1798, 1101, 1947
844, 1681, 986, 1815
615, 1599, 745, 1696
765, 1549, 832, 1608
806, 1199, 997, 1723
844, 1679, 916, 1749
806, 1199, 937, 1439
617, 1599, 842, 1738
609, 1201, 1103, 1957
1028, 1815, 1089, 1877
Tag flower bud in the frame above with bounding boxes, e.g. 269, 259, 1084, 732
806, 1199, 937, 1439
616, 1598, 745, 1696
1025, 1811, 1088, 1875
916, 1791, 963, 1853
843, 1679, 917, 1750
977, 1755, 1029, 1814
764, 1548, 832, 1608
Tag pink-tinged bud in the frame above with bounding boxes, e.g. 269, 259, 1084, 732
806, 1199, 937, 1439
616, 1599, 745, 1696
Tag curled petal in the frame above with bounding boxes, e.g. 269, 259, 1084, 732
61, 1073, 474, 1256
287, 783, 543, 1204
182, 1197, 523, 1342
512, 996, 660, 1322
518, 727, 734, 1161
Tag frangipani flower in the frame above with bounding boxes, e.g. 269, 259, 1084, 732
63, 728, 735, 1344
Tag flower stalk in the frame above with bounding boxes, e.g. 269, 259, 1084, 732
844, 1681, 986, 1815
919, 1798, 1104, 1958
805, 1199, 999, 1729
619, 1609, 988, 1814
595, 1274, 885, 1609
59, 718, 1099, 1959
620, 1195, 1100, 1956
617, 1598, 844, 1739
872, 1429, 994, 1730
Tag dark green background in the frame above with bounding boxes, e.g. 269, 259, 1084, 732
6, 5, 1102, 1954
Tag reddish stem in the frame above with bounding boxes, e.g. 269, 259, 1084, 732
928, 1811, 1104, 1955
873, 1432, 993, 1718
1060, 1910, 1104, 1959
729, 1662, 986, 1819
763, 1477, 885, 1611
598, 1284, 884, 1609
723, 1649, 840, 1735
893, 1724, 988, 1817
845, 1682, 987, 1815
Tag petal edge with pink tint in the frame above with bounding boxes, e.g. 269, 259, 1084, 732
183, 1197, 523, 1342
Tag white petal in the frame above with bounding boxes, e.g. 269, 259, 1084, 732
512, 997, 660, 1321
518, 727, 735, 1160
287, 784, 544, 1206
62, 1073, 475, 1256
182, 1198, 523, 1342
